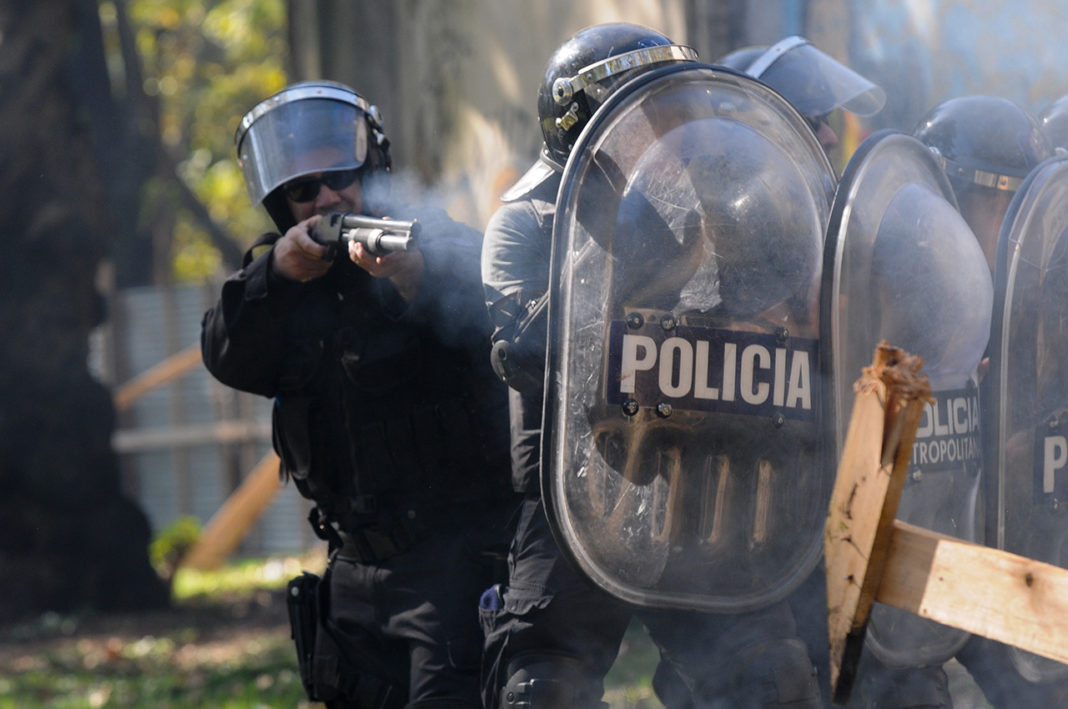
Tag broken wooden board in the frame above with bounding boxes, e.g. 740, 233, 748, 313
878, 519, 1068, 669
113, 344, 202, 412
825, 342, 1068, 704
180, 451, 282, 571
824, 343, 930, 704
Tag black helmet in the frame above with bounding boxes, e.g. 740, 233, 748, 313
537, 23, 698, 167
913, 95, 1050, 194
1039, 94, 1068, 152
234, 80, 391, 231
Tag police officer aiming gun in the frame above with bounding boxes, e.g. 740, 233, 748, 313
202, 80, 514, 708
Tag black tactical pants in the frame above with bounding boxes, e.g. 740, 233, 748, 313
479, 497, 633, 709
324, 510, 503, 708
480, 497, 823, 708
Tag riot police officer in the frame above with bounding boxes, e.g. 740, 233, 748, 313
980, 146, 1068, 708
479, 26, 699, 708
913, 94, 1056, 709
480, 22, 874, 709
201, 81, 514, 709
914, 95, 1050, 274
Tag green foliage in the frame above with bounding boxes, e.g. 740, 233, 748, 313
604, 620, 666, 709
171, 555, 317, 601
100, 0, 285, 283
149, 516, 202, 580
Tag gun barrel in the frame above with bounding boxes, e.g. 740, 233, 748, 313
343, 228, 413, 255
339, 214, 419, 236
312, 212, 420, 256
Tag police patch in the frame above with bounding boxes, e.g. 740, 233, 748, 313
910, 387, 981, 473
1035, 413, 1068, 505
604, 317, 818, 421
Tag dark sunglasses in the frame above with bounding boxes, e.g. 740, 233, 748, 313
283, 168, 360, 202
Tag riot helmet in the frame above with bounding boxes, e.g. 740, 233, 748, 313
502, 24, 698, 202
234, 80, 391, 231
1039, 94, 1068, 152
537, 23, 698, 169
717, 36, 886, 120
913, 95, 1051, 270
914, 96, 1049, 195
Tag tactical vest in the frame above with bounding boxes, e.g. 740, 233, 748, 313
266, 250, 511, 546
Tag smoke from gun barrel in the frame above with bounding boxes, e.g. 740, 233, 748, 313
313, 212, 420, 256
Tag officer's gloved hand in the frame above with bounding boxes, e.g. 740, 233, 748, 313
272, 216, 332, 283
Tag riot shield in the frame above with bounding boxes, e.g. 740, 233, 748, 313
542, 63, 836, 612
988, 154, 1068, 682
822, 130, 992, 667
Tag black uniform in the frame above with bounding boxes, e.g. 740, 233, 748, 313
479, 173, 635, 709
202, 205, 514, 708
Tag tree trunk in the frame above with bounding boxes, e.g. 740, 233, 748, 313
0, 0, 167, 620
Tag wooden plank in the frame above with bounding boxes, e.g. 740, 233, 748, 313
878, 520, 1068, 667
180, 452, 282, 571
111, 420, 272, 452
824, 344, 931, 704
113, 344, 203, 412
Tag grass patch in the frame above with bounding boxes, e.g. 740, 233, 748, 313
0, 634, 305, 709
171, 551, 324, 601
0, 553, 325, 709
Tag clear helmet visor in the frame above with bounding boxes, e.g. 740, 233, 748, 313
747, 36, 886, 119
235, 84, 370, 206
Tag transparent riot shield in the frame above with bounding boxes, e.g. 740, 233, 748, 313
989, 154, 1068, 682
822, 130, 992, 667
542, 63, 836, 611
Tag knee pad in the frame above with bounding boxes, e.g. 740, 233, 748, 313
501, 652, 607, 709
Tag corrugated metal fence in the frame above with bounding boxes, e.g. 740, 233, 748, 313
91, 282, 318, 558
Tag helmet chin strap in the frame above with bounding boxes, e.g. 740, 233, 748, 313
930, 149, 1024, 192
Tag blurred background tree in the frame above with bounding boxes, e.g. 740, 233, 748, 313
101, 0, 286, 286
0, 0, 288, 620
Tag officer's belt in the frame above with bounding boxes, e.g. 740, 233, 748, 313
329, 498, 462, 564
335, 525, 415, 564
